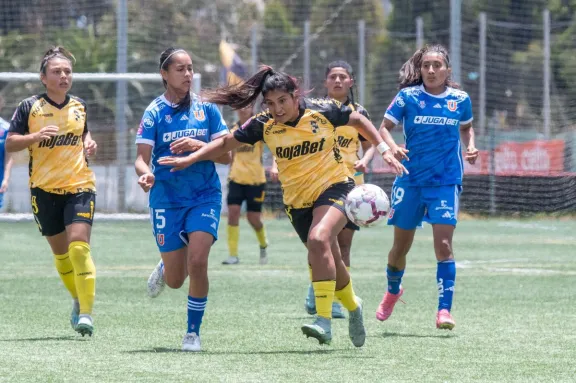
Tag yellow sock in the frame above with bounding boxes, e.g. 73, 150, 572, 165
53, 253, 77, 298
335, 279, 358, 312
254, 226, 268, 248
68, 241, 96, 315
313, 280, 336, 319
228, 225, 239, 257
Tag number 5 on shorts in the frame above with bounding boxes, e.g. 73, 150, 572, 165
151, 208, 166, 230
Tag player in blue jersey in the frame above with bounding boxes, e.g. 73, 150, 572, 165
375, 44, 478, 330
135, 47, 231, 352
0, 112, 14, 210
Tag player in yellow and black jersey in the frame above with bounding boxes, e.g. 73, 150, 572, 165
158, 66, 407, 347
303, 60, 377, 319
223, 104, 269, 265
6, 47, 97, 337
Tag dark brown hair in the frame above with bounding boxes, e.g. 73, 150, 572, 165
40, 46, 75, 74
201, 65, 300, 109
398, 44, 460, 90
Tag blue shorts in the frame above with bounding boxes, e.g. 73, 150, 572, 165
149, 203, 221, 252
387, 184, 462, 230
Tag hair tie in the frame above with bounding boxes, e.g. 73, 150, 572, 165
160, 49, 186, 69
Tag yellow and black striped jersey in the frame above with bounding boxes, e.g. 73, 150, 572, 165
228, 122, 266, 185
337, 100, 369, 185
9, 94, 96, 194
234, 98, 352, 209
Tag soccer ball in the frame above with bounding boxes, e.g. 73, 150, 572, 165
344, 184, 390, 228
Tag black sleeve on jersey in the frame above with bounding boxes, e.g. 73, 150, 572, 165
81, 99, 89, 134
8, 98, 33, 135
306, 98, 353, 127
354, 103, 371, 142
233, 115, 265, 145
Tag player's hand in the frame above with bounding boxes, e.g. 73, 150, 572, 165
170, 137, 205, 155
382, 151, 409, 176
391, 145, 409, 162
35, 125, 59, 142
353, 159, 369, 174
465, 146, 479, 165
158, 155, 195, 172
138, 173, 155, 192
0, 179, 9, 193
84, 138, 98, 157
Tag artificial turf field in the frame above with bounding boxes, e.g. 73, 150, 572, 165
0, 218, 575, 382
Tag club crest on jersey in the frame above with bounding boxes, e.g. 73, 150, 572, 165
157, 234, 165, 246
447, 100, 458, 112
165, 115, 172, 124
395, 96, 405, 107
193, 110, 206, 121
419, 101, 426, 109
310, 121, 319, 134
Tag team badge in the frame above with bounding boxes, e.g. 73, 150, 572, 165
157, 234, 165, 246
165, 115, 172, 124
193, 110, 206, 121
395, 96, 405, 107
419, 101, 426, 109
310, 121, 319, 134
447, 100, 458, 112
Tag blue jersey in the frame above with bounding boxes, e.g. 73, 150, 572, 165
0, 117, 8, 184
136, 94, 229, 208
385, 85, 473, 187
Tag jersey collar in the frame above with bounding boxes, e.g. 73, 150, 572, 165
42, 93, 70, 109
418, 84, 451, 99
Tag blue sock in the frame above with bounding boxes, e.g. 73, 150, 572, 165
387, 266, 404, 294
187, 296, 207, 335
437, 260, 456, 311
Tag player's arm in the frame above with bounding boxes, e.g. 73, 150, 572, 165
211, 136, 232, 165
269, 156, 279, 182
460, 122, 478, 164
159, 133, 243, 172
0, 152, 13, 193
135, 144, 154, 192
354, 140, 375, 174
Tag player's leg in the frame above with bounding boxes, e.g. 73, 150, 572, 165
424, 185, 461, 330
377, 185, 424, 321
246, 183, 268, 264
147, 207, 188, 297
31, 189, 79, 330
181, 203, 221, 352
64, 192, 97, 336
331, 225, 358, 319
223, 181, 243, 265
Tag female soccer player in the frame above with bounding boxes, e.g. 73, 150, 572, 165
158, 65, 407, 347
376, 44, 479, 330
136, 47, 231, 352
222, 104, 269, 265
6, 46, 98, 336
304, 60, 375, 319
0, 109, 14, 210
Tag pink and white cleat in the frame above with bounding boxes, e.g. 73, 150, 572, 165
376, 287, 404, 321
436, 309, 455, 330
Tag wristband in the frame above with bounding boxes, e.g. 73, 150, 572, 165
376, 142, 390, 154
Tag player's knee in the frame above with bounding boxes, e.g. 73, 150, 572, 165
307, 228, 331, 254
390, 241, 411, 259
434, 238, 453, 260
187, 254, 209, 276
246, 213, 262, 229
164, 274, 185, 289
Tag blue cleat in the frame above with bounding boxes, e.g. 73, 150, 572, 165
304, 284, 316, 315
332, 301, 346, 319
301, 317, 332, 345
70, 299, 80, 330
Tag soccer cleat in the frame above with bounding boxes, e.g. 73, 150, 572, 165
182, 332, 202, 352
376, 287, 404, 321
348, 297, 366, 347
259, 247, 268, 265
70, 299, 80, 330
76, 315, 93, 337
332, 301, 346, 319
147, 260, 166, 298
304, 284, 316, 315
222, 256, 239, 265
436, 309, 455, 330
301, 317, 332, 345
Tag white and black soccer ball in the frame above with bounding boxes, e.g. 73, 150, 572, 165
344, 184, 390, 228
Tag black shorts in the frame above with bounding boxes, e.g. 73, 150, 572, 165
285, 180, 355, 243
227, 181, 266, 212
31, 188, 96, 237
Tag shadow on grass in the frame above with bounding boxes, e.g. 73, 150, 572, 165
125, 348, 351, 355
0, 336, 77, 342
372, 331, 456, 339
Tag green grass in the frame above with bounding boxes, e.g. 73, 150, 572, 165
1, 218, 576, 382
